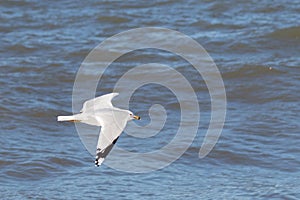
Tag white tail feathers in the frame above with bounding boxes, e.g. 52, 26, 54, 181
57, 115, 75, 121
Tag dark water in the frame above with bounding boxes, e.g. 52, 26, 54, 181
1, 0, 300, 199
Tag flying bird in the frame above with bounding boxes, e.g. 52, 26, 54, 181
57, 93, 140, 166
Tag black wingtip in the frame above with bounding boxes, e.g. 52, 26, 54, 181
95, 158, 100, 167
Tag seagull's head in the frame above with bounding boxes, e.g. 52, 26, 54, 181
128, 111, 141, 121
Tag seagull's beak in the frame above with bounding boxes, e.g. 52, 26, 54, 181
133, 115, 141, 120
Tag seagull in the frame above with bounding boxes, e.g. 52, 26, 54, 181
57, 93, 140, 166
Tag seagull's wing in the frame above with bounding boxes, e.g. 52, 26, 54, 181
80, 93, 119, 113
95, 114, 128, 166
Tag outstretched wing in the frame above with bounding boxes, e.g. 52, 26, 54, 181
80, 93, 119, 113
95, 116, 127, 166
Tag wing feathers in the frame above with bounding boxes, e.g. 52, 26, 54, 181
95, 137, 119, 166
80, 93, 119, 112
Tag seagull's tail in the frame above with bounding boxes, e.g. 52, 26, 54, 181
57, 115, 75, 122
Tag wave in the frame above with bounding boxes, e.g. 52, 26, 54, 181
0, 0, 32, 7
222, 64, 285, 79
184, 146, 299, 172
266, 26, 300, 40
2, 156, 85, 181
6, 44, 38, 53
97, 15, 131, 23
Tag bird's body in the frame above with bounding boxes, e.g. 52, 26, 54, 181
57, 93, 140, 166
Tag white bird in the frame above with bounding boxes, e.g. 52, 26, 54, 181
57, 93, 140, 166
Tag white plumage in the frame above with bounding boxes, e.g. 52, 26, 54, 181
57, 93, 140, 166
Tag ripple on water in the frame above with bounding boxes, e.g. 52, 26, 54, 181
266, 26, 300, 40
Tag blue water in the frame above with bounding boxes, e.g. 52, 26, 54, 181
1, 0, 300, 199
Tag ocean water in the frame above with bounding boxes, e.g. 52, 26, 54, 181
1, 0, 300, 199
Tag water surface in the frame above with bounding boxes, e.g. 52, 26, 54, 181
1, 0, 299, 199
